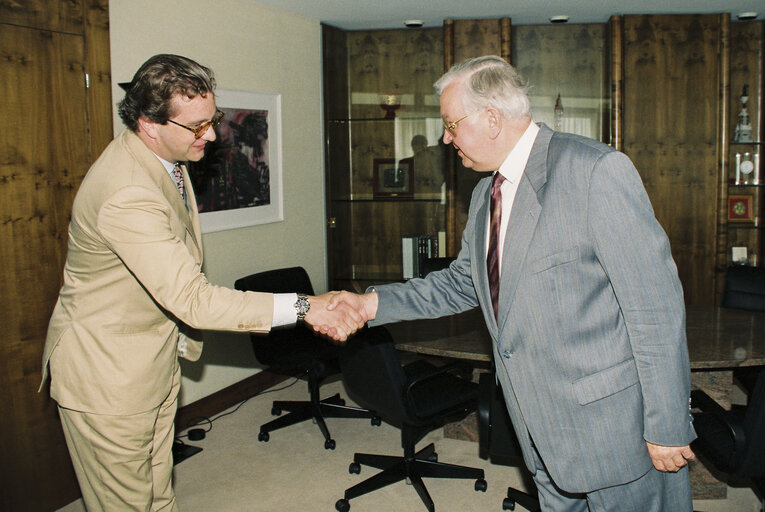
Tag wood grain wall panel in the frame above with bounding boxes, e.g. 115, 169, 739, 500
1, 0, 113, 508
84, 0, 112, 157
0, 23, 88, 510
0, 0, 83, 34
447, 18, 512, 256
623, 14, 722, 306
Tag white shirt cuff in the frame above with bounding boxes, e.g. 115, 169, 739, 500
272, 293, 298, 327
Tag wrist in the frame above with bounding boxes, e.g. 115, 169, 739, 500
294, 293, 310, 322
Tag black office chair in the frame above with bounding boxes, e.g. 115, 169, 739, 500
335, 326, 487, 512
691, 368, 765, 509
478, 372, 540, 511
234, 267, 379, 450
420, 256, 456, 277
721, 266, 765, 396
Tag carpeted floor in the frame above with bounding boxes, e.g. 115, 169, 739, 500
57, 377, 761, 512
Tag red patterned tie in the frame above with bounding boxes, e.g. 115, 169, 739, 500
487, 172, 506, 320
172, 163, 185, 199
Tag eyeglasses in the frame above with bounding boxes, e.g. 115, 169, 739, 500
443, 111, 476, 135
167, 109, 224, 139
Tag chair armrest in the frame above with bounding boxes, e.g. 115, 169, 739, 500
404, 360, 475, 420
691, 389, 747, 467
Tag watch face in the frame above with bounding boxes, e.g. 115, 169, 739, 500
740, 160, 754, 175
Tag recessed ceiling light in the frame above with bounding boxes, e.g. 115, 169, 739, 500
549, 15, 569, 24
404, 19, 423, 28
737, 12, 758, 20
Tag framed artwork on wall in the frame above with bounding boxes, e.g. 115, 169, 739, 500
189, 89, 283, 233
728, 194, 754, 222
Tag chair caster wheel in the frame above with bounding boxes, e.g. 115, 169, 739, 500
475, 479, 487, 492
349, 462, 361, 474
502, 497, 516, 510
371, 416, 382, 426
271, 406, 281, 416
325, 438, 336, 450
258, 431, 269, 442
335, 498, 350, 511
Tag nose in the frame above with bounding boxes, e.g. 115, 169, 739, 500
201, 124, 217, 142
442, 129, 453, 145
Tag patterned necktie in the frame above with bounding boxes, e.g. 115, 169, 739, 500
172, 163, 185, 199
487, 171, 506, 321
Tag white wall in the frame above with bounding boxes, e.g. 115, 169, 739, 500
109, 0, 326, 405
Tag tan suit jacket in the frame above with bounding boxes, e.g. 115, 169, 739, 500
41, 130, 273, 415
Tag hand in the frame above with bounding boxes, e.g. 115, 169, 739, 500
304, 292, 366, 343
327, 290, 378, 323
645, 441, 695, 472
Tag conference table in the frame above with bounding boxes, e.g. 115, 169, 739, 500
387, 304, 765, 500
389, 305, 765, 370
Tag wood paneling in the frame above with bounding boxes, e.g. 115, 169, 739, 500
0, 0, 112, 509
622, 14, 724, 306
0, 0, 83, 33
446, 18, 512, 256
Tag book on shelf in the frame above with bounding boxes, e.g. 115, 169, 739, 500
402, 234, 439, 279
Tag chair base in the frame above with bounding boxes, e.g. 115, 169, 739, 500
503, 486, 540, 511
259, 393, 378, 449
336, 442, 486, 512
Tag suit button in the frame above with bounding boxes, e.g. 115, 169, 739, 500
502, 350, 512, 359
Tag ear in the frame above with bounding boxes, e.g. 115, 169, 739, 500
137, 116, 158, 140
486, 108, 502, 140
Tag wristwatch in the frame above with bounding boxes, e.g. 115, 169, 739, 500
294, 293, 310, 322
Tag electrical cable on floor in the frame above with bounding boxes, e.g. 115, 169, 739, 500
175, 370, 308, 443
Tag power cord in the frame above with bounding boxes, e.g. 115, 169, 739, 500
175, 370, 307, 445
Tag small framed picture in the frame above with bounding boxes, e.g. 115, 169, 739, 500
373, 158, 413, 199
728, 194, 754, 222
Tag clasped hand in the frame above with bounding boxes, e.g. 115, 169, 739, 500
304, 291, 378, 343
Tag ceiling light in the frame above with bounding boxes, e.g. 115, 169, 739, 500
549, 15, 569, 24
404, 19, 423, 28
737, 12, 758, 20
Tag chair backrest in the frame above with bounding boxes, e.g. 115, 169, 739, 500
721, 266, 765, 311
234, 267, 333, 369
338, 327, 409, 423
421, 257, 456, 277
738, 368, 765, 477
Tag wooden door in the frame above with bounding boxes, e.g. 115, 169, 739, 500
0, 1, 111, 510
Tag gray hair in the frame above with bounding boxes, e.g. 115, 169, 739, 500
434, 55, 531, 121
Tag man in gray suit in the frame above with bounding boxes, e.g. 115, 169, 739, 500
330, 55, 696, 511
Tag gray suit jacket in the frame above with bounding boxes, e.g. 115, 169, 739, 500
371, 123, 696, 492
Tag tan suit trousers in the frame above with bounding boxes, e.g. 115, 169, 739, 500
58, 365, 181, 511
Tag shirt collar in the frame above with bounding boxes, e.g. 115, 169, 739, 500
496, 121, 540, 184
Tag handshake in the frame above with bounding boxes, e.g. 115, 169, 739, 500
303, 291, 378, 342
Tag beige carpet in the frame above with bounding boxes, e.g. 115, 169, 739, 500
58, 377, 761, 512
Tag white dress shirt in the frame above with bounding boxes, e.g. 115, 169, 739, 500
486, 121, 540, 276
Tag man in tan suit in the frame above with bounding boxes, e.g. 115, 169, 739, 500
40, 54, 362, 511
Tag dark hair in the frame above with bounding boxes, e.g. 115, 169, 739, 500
117, 54, 216, 132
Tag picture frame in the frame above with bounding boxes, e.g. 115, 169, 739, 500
728, 194, 754, 222
373, 158, 413, 199
190, 89, 283, 233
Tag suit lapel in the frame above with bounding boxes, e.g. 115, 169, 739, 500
180, 164, 203, 265
495, 123, 552, 330
123, 132, 202, 265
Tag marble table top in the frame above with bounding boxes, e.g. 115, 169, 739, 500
390, 305, 765, 370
